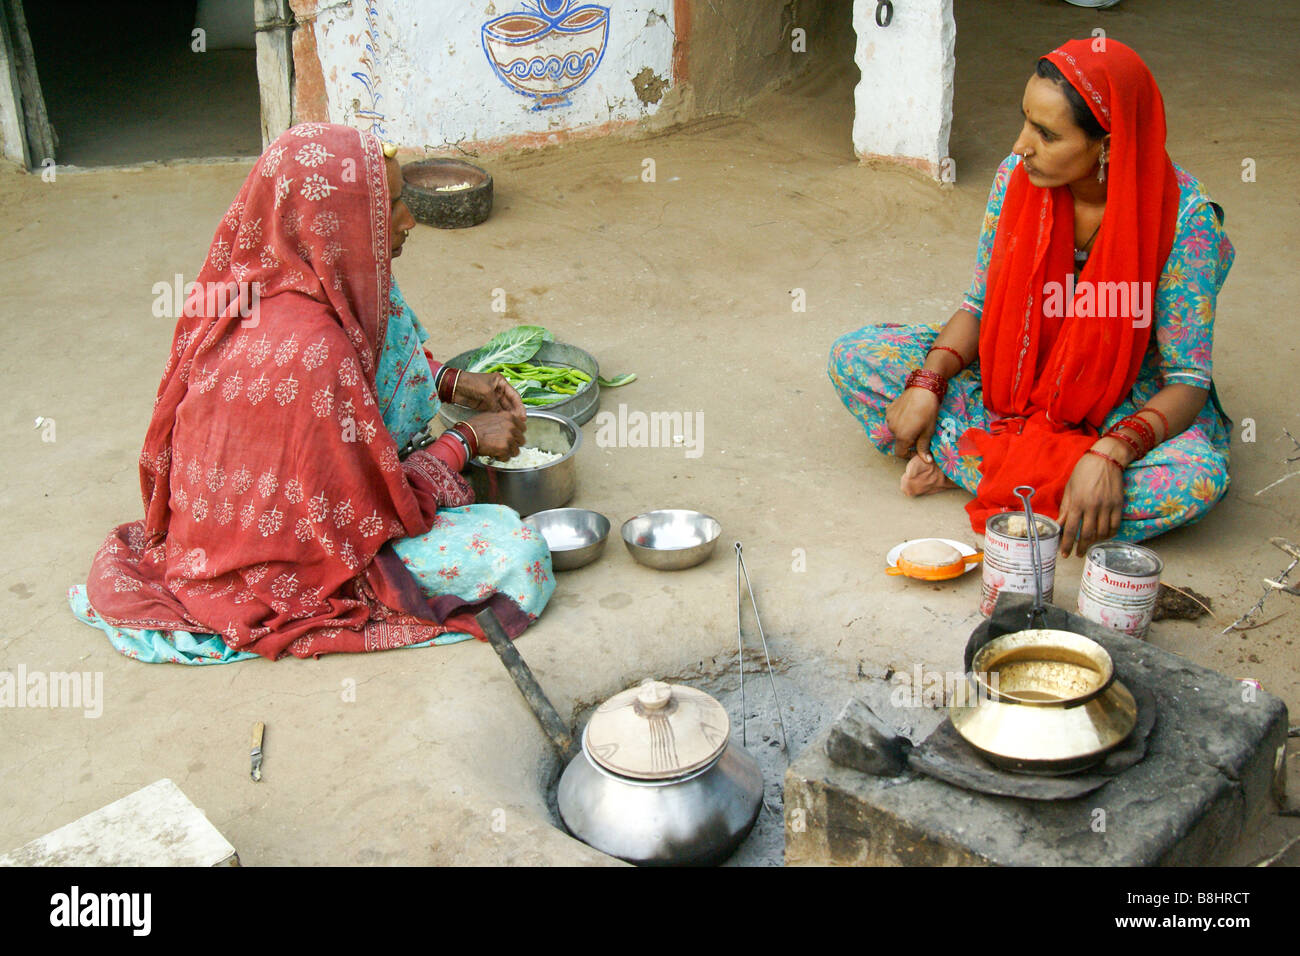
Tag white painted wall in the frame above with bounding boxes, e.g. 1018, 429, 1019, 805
311, 0, 676, 149
852, 0, 954, 179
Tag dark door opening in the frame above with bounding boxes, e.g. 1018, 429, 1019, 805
24, 0, 262, 167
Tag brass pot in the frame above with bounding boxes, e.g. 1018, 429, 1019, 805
949, 629, 1138, 775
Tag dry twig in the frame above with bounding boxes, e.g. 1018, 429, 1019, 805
1251, 832, 1300, 867
1283, 427, 1300, 463
1223, 538, 1299, 634
1254, 430, 1300, 494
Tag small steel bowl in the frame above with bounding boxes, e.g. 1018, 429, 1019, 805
620, 510, 722, 571
525, 508, 610, 571
466, 410, 581, 516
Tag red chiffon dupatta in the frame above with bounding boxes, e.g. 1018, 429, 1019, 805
962, 39, 1181, 532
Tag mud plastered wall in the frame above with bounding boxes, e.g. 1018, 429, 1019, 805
305, 0, 676, 150
682, 0, 855, 115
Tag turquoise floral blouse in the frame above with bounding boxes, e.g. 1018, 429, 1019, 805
958, 153, 1235, 447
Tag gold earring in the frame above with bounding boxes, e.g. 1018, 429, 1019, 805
1097, 142, 1109, 183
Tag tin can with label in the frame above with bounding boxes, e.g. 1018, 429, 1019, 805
1077, 541, 1163, 638
980, 512, 1061, 616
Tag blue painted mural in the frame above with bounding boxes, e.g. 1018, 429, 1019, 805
351, 2, 387, 136
482, 0, 611, 111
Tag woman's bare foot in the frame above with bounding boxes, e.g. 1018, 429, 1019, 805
900, 455, 959, 497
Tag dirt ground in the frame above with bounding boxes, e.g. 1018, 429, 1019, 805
1, 0, 1297, 866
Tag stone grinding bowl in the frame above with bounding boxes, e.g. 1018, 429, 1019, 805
621, 510, 722, 571
401, 158, 493, 229
524, 508, 610, 571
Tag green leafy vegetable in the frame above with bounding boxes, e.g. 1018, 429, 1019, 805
466, 325, 554, 372
461, 325, 636, 405
597, 373, 637, 387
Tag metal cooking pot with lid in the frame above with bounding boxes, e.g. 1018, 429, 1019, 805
557, 679, 763, 866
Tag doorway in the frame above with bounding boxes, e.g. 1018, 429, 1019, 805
19, 0, 262, 167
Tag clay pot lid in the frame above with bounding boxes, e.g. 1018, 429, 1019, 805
584, 679, 730, 780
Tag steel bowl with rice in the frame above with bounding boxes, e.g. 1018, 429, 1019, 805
466, 409, 581, 517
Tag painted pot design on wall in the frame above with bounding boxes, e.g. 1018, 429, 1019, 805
482, 0, 610, 110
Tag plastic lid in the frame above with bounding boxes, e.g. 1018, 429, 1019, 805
584, 679, 730, 780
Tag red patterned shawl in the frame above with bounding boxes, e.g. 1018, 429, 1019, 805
85, 123, 529, 659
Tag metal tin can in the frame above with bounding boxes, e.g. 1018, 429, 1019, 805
1076, 542, 1163, 638
980, 512, 1062, 616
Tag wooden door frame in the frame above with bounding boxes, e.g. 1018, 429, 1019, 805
0, 0, 54, 169
254, 0, 294, 148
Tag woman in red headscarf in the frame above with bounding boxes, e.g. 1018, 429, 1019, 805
68, 123, 556, 661
829, 38, 1234, 556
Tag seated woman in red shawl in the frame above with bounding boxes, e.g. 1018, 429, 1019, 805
829, 39, 1234, 556
69, 123, 556, 662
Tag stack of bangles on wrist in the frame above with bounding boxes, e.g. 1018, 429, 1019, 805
433, 365, 462, 404
904, 367, 948, 402
446, 421, 480, 461
1096, 406, 1170, 466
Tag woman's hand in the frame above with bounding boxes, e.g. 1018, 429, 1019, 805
1058, 446, 1127, 557
468, 411, 526, 461
885, 387, 941, 461
454, 370, 526, 419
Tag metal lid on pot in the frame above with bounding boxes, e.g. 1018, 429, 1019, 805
584, 679, 730, 780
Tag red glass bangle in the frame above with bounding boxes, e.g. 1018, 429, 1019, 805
1138, 406, 1170, 443
1114, 416, 1153, 454
451, 421, 479, 459
1085, 448, 1125, 471
926, 345, 967, 371
904, 368, 948, 402
461, 421, 480, 454
1130, 415, 1157, 446
1104, 428, 1144, 462
440, 367, 462, 404
1119, 415, 1157, 454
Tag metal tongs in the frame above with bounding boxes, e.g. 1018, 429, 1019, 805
1013, 484, 1049, 630
735, 542, 788, 759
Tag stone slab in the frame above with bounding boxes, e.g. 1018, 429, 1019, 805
1, 779, 238, 867
785, 613, 1290, 866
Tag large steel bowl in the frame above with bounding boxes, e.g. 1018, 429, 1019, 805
524, 508, 610, 571
620, 510, 722, 571
467, 410, 580, 516
437, 341, 600, 427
